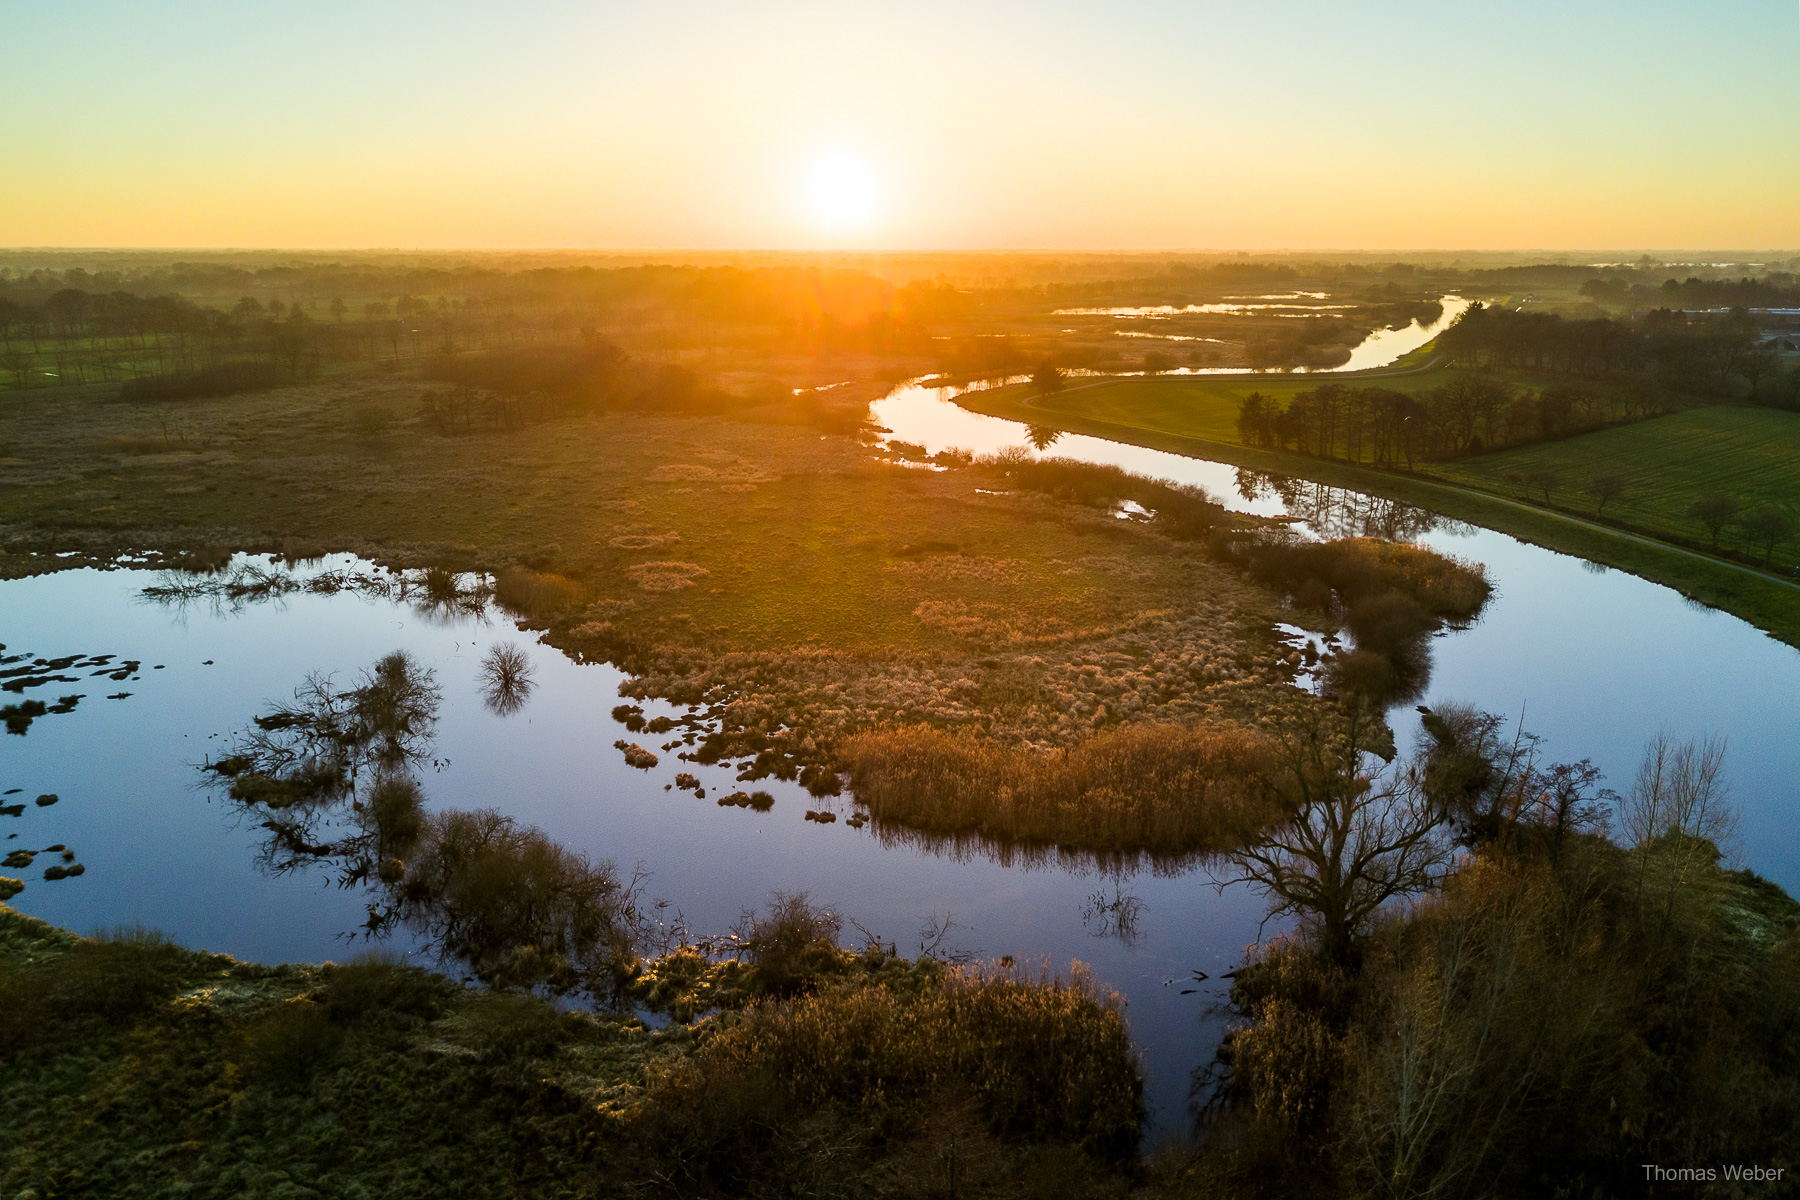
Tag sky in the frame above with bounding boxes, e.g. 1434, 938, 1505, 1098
3, 0, 1798, 250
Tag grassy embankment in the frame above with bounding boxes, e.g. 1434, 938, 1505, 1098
0, 903, 1143, 1198
960, 371, 1800, 647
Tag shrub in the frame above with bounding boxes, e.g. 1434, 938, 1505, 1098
242, 999, 343, 1088
321, 951, 454, 1025
637, 960, 1144, 1171
735, 892, 843, 998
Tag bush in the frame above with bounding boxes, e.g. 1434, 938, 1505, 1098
321, 951, 454, 1026
633, 961, 1143, 1192
243, 999, 344, 1088
736, 892, 843, 998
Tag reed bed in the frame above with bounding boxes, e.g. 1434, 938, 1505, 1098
492, 566, 588, 615
638, 958, 1143, 1159
841, 722, 1280, 864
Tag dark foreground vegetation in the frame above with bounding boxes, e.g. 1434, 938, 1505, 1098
0, 902, 1141, 1200
7, 696, 1794, 1198
1182, 710, 1800, 1198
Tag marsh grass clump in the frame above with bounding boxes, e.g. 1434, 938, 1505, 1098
493, 566, 587, 616
1233, 536, 1491, 622
0, 923, 190, 1054
625, 560, 710, 591
981, 455, 1227, 539
320, 951, 454, 1026
633, 957, 1144, 1192
244, 998, 344, 1088
451, 988, 565, 1063
614, 740, 658, 769
843, 723, 1278, 865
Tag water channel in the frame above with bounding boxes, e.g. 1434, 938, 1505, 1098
4, 316, 1796, 1134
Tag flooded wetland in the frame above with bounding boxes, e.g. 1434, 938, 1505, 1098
7, 363, 1799, 1132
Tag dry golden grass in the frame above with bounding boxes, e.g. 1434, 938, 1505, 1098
841, 722, 1282, 866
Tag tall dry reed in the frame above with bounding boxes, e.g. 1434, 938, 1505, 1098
841, 723, 1279, 865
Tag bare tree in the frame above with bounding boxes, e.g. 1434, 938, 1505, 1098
1739, 506, 1796, 566
1588, 470, 1625, 518
1618, 731, 1736, 849
1687, 493, 1739, 550
1219, 705, 1450, 967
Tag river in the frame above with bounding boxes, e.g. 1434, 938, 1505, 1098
5, 329, 1796, 1134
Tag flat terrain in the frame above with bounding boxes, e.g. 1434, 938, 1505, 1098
1428, 407, 1800, 571
960, 376, 1800, 647
1029, 365, 1457, 443
0, 373, 1304, 748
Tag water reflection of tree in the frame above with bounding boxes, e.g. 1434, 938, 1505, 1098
1025, 424, 1063, 452
141, 561, 491, 622
202, 650, 642, 999
478, 642, 536, 716
1234, 469, 1445, 542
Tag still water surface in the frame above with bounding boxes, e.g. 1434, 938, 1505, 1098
5, 362, 1797, 1135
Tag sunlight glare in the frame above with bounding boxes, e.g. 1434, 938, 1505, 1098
803, 152, 879, 235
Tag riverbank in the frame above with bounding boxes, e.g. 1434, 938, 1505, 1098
0, 903, 1143, 1198
955, 383, 1800, 648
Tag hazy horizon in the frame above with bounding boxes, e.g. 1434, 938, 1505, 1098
7, 1, 1798, 251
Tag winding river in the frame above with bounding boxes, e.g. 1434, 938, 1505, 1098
5, 315, 1796, 1132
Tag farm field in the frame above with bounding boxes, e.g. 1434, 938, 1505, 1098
1427, 407, 1800, 573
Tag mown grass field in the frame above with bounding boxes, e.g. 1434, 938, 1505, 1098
1427, 407, 1800, 572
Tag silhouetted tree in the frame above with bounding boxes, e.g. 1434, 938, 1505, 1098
1220, 705, 1450, 968
1739, 506, 1796, 566
1588, 470, 1625, 517
1687, 493, 1740, 549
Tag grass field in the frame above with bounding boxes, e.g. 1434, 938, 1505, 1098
1428, 407, 1800, 572
1030, 363, 1458, 444
958, 376, 1800, 648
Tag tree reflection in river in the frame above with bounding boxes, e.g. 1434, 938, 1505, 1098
1234, 469, 1459, 542
201, 650, 643, 1000
142, 561, 491, 621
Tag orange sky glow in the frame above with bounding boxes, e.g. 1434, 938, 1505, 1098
5, 1, 1798, 251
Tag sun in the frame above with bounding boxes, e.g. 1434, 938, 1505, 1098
803, 152, 879, 235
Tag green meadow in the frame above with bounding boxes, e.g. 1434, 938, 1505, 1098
1429, 407, 1800, 572
962, 373, 1800, 646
